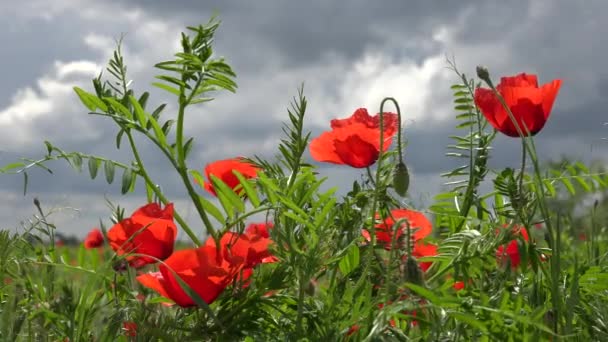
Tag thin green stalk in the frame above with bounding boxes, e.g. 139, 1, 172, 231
126, 131, 201, 245
33, 198, 55, 297
353, 99, 392, 300
175, 79, 218, 242
296, 270, 307, 336
481, 75, 562, 329
519, 138, 527, 193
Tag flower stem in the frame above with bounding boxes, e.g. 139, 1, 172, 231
126, 131, 202, 245
519, 138, 527, 196
174, 79, 218, 242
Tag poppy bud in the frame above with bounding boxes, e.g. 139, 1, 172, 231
476, 66, 491, 83
305, 279, 318, 296
392, 161, 409, 197
404, 255, 425, 287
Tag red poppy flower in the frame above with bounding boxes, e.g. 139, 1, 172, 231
310, 108, 399, 168
474, 73, 562, 137
200, 158, 260, 196
330, 108, 399, 137
122, 321, 137, 337
496, 225, 529, 269
245, 222, 279, 263
362, 209, 432, 250
107, 203, 177, 268
83, 228, 104, 249
453, 281, 465, 291
137, 245, 243, 307
411, 241, 437, 272
205, 223, 277, 268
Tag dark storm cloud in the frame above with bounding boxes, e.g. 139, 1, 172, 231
107, 0, 488, 67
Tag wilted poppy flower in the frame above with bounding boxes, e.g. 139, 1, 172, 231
137, 245, 243, 307
83, 228, 104, 249
200, 158, 260, 196
310, 108, 399, 168
496, 225, 529, 269
107, 203, 177, 268
362, 208, 433, 250
474, 73, 562, 137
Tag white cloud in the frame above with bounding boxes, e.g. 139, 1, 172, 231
0, 60, 101, 145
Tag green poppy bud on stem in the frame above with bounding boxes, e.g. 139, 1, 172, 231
392, 161, 410, 197
404, 255, 425, 287
476, 65, 491, 84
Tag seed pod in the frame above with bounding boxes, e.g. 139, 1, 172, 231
392, 161, 410, 197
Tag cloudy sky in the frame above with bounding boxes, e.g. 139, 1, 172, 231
1, 0, 607, 238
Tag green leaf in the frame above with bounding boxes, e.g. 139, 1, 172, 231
403, 283, 442, 303
121, 168, 135, 194
197, 195, 226, 224
183, 137, 194, 160
338, 244, 360, 276
70, 154, 83, 172
138, 92, 150, 109
155, 75, 189, 88
128, 95, 148, 128
210, 175, 245, 215
104, 160, 115, 184
0, 162, 25, 173
23, 171, 28, 195
162, 119, 175, 136
561, 177, 576, 195
116, 129, 125, 149
74, 87, 108, 112
88, 157, 99, 179
234, 171, 260, 207
103, 97, 133, 120
449, 312, 488, 333
148, 116, 168, 148
152, 82, 181, 96
151, 103, 166, 120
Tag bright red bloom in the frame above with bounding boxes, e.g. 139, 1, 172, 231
122, 321, 137, 337
411, 241, 437, 272
496, 225, 530, 269
362, 209, 432, 250
453, 281, 465, 291
245, 222, 279, 263
205, 231, 273, 269
83, 228, 104, 249
137, 245, 242, 307
107, 203, 177, 268
200, 158, 260, 196
474, 73, 562, 137
310, 108, 399, 168
138, 223, 277, 307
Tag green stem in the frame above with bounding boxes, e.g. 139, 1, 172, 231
126, 131, 201, 245
174, 78, 218, 242
395, 102, 404, 165
353, 99, 393, 297
519, 138, 527, 202
482, 78, 554, 276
